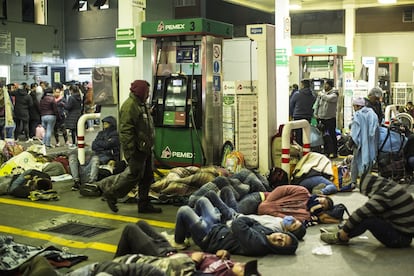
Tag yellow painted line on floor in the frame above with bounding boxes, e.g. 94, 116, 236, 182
0, 197, 175, 229
0, 225, 117, 253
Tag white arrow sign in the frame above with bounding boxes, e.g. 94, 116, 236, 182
116, 40, 135, 50
118, 29, 134, 36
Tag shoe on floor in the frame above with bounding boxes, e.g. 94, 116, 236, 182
71, 180, 81, 191
138, 203, 162, 213
320, 225, 340, 234
80, 183, 102, 197
320, 231, 349, 245
103, 193, 118, 213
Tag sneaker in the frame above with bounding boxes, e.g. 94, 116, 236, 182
320, 231, 349, 245
71, 181, 81, 191
55, 143, 61, 147
103, 192, 118, 213
138, 203, 162, 214
170, 240, 189, 250
68, 144, 77, 149
319, 225, 340, 234
80, 183, 102, 197
28, 138, 33, 142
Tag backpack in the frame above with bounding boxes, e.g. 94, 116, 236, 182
319, 203, 350, 224
225, 151, 245, 173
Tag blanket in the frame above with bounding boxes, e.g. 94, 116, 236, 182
0, 235, 87, 272
150, 166, 221, 198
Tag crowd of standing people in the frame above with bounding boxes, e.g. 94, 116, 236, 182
0, 81, 96, 149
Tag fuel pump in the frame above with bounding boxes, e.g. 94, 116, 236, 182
141, 18, 233, 168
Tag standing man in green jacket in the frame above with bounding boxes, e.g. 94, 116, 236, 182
102, 80, 162, 214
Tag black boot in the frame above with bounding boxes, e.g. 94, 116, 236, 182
103, 192, 118, 213
138, 202, 162, 214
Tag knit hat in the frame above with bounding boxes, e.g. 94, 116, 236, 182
352, 96, 365, 106
368, 87, 383, 98
244, 260, 260, 276
289, 223, 307, 240
130, 80, 149, 101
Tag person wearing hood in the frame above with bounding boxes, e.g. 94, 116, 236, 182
100, 80, 161, 214
204, 190, 307, 241
174, 196, 299, 257
290, 79, 316, 146
69, 116, 120, 191
320, 174, 414, 247
348, 96, 379, 187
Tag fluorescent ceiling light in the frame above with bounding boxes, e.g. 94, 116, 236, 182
289, 4, 302, 10
378, 0, 397, 4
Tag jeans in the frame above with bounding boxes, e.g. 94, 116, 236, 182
205, 190, 238, 222
115, 220, 176, 258
69, 153, 100, 183
220, 186, 262, 214
175, 197, 220, 245
41, 115, 56, 147
299, 175, 338, 195
347, 217, 413, 248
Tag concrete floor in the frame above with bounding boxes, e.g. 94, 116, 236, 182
1, 130, 414, 275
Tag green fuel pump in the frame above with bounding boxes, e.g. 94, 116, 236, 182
141, 18, 233, 168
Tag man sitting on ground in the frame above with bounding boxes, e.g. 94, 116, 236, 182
320, 174, 414, 247
69, 116, 120, 191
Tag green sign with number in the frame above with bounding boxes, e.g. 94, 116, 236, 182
141, 18, 233, 38
293, 45, 347, 56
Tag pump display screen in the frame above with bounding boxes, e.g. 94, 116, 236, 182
172, 79, 183, 86
163, 77, 188, 126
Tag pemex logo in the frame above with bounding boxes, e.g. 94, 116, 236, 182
157, 21, 165, 32
161, 146, 171, 159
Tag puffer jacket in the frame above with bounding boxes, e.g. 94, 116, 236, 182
11, 89, 33, 120
91, 116, 120, 164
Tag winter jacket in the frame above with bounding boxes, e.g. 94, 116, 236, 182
64, 93, 82, 129
55, 96, 67, 123
29, 90, 41, 122
39, 94, 58, 117
314, 88, 338, 119
258, 185, 312, 222
199, 216, 298, 256
119, 93, 155, 160
290, 87, 316, 119
343, 174, 414, 236
91, 116, 120, 164
350, 106, 379, 177
10, 89, 33, 121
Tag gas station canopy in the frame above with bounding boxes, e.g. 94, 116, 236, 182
141, 18, 233, 38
